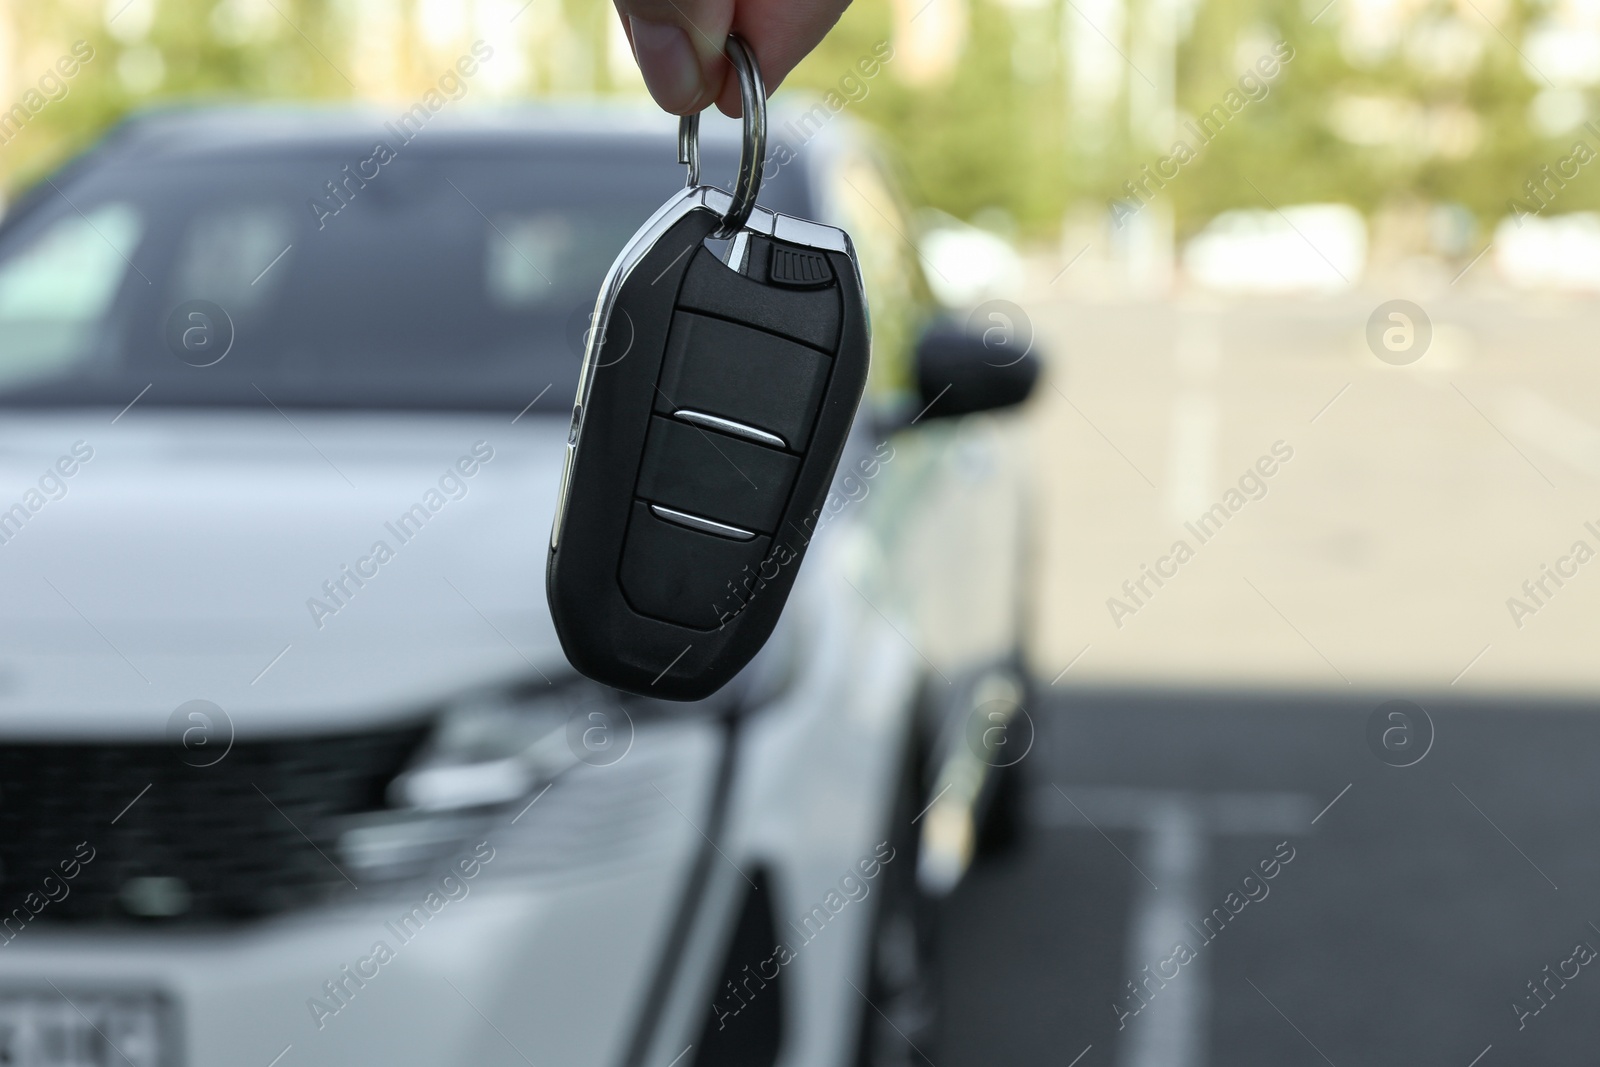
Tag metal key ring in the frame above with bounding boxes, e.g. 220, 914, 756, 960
677, 34, 766, 239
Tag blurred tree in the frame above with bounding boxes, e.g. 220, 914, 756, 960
791, 0, 1079, 231
1167, 0, 1557, 240
810, 0, 1570, 242
1, 0, 357, 193
0, 0, 1585, 242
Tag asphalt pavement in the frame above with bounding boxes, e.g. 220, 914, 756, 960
930, 285, 1600, 1067
933, 687, 1600, 1067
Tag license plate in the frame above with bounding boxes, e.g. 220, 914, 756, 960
0, 990, 171, 1067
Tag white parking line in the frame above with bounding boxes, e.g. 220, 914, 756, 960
1116, 799, 1206, 1067
1035, 785, 1315, 835
1034, 784, 1318, 1067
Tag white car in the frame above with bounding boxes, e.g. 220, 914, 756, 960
0, 105, 1037, 1067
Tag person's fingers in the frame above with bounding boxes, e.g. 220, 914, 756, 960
615, 0, 857, 118
613, 0, 736, 115
713, 0, 854, 117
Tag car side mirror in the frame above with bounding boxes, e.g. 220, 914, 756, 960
912, 319, 1040, 422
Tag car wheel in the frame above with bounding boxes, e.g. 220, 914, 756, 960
975, 749, 1025, 858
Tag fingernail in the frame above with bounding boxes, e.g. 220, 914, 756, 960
629, 16, 704, 113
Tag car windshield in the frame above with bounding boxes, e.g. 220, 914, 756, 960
0, 137, 806, 411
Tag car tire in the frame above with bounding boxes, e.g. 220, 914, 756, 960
975, 751, 1025, 858
971, 668, 1031, 860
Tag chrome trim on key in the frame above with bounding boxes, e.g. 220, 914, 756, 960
550, 185, 851, 551
673, 410, 786, 449
649, 504, 757, 541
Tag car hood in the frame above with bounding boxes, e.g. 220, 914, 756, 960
0, 409, 571, 738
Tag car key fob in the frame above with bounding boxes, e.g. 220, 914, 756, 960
546, 37, 871, 701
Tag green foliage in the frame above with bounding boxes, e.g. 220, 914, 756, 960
795, 0, 1074, 231
803, 0, 1575, 237
2, 0, 355, 195
2, 0, 1587, 238
1167, 0, 1560, 233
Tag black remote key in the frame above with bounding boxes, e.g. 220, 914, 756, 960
546, 39, 871, 701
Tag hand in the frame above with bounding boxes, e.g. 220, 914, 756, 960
612, 0, 852, 117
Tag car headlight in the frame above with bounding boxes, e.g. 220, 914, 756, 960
389, 697, 576, 811
338, 682, 615, 881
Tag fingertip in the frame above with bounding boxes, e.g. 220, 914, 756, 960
714, 81, 743, 119
629, 16, 714, 115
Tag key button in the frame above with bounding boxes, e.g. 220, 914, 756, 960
635, 416, 798, 534
654, 312, 830, 451
769, 246, 833, 287
619, 501, 770, 630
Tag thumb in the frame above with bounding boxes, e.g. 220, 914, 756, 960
613, 0, 735, 115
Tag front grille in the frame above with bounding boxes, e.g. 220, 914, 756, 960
0, 726, 425, 925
